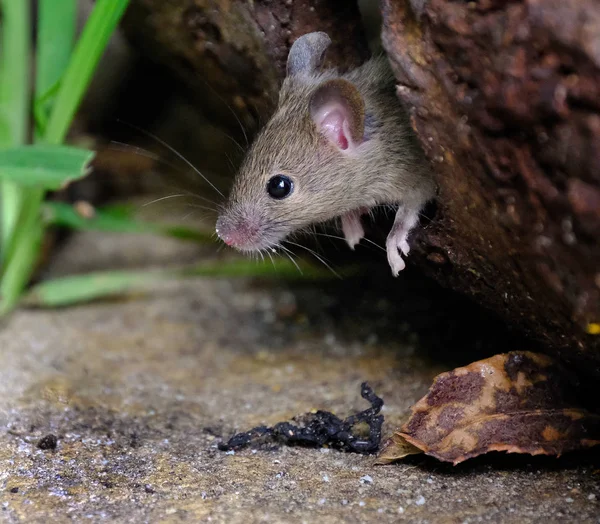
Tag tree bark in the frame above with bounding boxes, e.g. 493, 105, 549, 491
120, 0, 600, 371
382, 0, 600, 370
122, 0, 369, 141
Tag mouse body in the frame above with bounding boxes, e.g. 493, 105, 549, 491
216, 32, 435, 275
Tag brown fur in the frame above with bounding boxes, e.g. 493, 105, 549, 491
216, 55, 436, 252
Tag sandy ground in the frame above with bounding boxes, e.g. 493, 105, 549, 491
0, 229, 598, 523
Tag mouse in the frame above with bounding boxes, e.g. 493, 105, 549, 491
215, 31, 436, 275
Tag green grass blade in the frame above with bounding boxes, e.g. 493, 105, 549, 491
0, 0, 31, 250
22, 269, 160, 308
43, 201, 215, 243
0, 145, 94, 189
44, 0, 130, 144
34, 0, 77, 134
0, 220, 42, 314
22, 260, 353, 308
0, 0, 30, 146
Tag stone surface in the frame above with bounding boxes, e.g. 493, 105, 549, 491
0, 229, 599, 523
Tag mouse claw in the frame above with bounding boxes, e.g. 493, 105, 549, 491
386, 241, 406, 276
341, 210, 365, 250
386, 205, 419, 276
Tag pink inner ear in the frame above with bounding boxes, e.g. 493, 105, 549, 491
315, 106, 350, 151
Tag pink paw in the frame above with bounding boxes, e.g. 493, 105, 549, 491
386, 207, 418, 276
341, 209, 366, 250
386, 233, 408, 275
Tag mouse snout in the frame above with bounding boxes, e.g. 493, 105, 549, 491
215, 212, 261, 251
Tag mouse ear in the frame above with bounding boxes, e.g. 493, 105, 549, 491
287, 32, 332, 77
309, 79, 365, 152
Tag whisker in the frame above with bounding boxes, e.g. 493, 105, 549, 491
142, 194, 188, 207
116, 119, 225, 198
220, 131, 245, 154
202, 86, 249, 147
108, 141, 161, 161
276, 244, 303, 275
284, 240, 341, 279
266, 249, 276, 271
312, 231, 386, 252
184, 203, 219, 213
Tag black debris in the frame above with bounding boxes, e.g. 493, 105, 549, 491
218, 382, 384, 454
37, 434, 58, 450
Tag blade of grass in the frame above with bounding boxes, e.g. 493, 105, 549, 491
0, 0, 31, 251
44, 0, 130, 145
0, 0, 29, 145
34, 0, 77, 135
0, 220, 42, 314
22, 269, 161, 308
0, 144, 94, 189
23, 260, 358, 308
43, 201, 216, 243
0, 0, 127, 316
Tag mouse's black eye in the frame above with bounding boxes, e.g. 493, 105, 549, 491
267, 175, 294, 200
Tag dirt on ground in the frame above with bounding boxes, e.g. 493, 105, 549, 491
0, 228, 598, 523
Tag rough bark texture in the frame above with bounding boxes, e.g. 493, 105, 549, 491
381, 0, 600, 371
119, 0, 599, 370
122, 0, 369, 140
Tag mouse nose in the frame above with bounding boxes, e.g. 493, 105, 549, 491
215, 214, 258, 249
215, 216, 234, 245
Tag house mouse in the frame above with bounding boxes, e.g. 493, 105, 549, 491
215, 32, 435, 275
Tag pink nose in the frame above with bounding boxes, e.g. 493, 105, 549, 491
221, 234, 236, 246
216, 215, 254, 248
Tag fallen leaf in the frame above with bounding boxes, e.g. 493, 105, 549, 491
375, 431, 423, 465
382, 351, 600, 465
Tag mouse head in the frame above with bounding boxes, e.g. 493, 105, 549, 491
216, 32, 367, 252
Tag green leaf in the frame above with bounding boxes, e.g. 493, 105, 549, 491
0, 0, 30, 146
22, 269, 160, 308
0, 219, 43, 315
0, 0, 31, 251
23, 260, 354, 308
0, 145, 95, 189
43, 201, 215, 244
44, 0, 131, 144
34, 0, 77, 134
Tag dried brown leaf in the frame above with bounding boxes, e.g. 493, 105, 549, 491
394, 352, 600, 465
375, 432, 423, 465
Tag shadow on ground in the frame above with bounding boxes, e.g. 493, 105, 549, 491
0, 228, 598, 523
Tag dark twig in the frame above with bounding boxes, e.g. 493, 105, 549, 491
218, 382, 384, 454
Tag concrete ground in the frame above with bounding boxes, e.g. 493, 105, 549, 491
0, 228, 599, 523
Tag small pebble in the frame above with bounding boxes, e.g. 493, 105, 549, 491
588, 493, 596, 501
318, 498, 326, 505
37, 434, 58, 451
415, 496, 426, 506
360, 475, 373, 485
322, 475, 330, 483
225, 450, 235, 456
398, 506, 405, 514
358, 501, 366, 507
565, 497, 574, 503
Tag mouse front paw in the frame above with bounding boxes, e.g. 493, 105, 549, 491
341, 209, 366, 250
386, 233, 407, 275
386, 206, 419, 276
